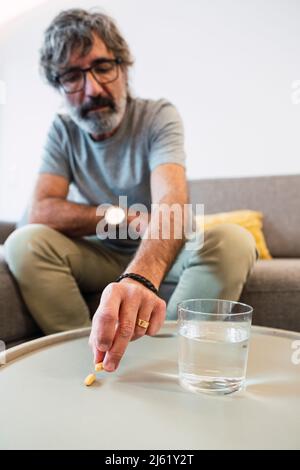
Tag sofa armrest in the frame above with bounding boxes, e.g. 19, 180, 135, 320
0, 221, 16, 244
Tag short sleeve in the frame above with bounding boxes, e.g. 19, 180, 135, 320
148, 100, 186, 172
38, 114, 72, 181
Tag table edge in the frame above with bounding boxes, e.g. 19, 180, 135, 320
1, 322, 299, 367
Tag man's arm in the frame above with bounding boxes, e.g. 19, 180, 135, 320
89, 163, 188, 371
124, 163, 188, 287
29, 173, 99, 237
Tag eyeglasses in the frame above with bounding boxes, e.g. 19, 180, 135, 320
55, 57, 123, 94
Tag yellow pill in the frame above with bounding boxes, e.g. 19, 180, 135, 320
84, 373, 96, 386
95, 362, 104, 372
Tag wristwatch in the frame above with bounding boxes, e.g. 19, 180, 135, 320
104, 206, 126, 225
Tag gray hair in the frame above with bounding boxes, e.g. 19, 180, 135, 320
39, 9, 134, 91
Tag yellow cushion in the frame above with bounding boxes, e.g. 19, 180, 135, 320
196, 210, 272, 260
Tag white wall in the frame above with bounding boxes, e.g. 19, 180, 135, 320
1, 0, 300, 221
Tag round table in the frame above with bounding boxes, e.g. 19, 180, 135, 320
0, 322, 299, 450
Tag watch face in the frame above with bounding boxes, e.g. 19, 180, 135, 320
105, 206, 126, 225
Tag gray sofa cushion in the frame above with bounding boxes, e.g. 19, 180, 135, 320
189, 174, 300, 258
245, 259, 300, 292
241, 259, 300, 331
0, 222, 16, 245
241, 289, 300, 332
0, 247, 42, 345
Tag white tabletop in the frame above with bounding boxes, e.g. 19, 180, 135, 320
0, 322, 299, 450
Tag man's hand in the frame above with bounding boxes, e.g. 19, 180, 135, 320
88, 279, 166, 371
89, 164, 186, 372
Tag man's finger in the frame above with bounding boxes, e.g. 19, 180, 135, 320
93, 339, 106, 364
131, 302, 154, 341
93, 284, 121, 353
146, 299, 166, 336
89, 333, 105, 364
103, 300, 139, 371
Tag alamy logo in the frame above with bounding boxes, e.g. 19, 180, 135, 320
291, 340, 300, 365
96, 197, 205, 251
0, 340, 6, 365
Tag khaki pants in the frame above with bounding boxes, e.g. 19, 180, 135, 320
4, 223, 256, 334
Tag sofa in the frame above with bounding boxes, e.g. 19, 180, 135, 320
1, 173, 300, 348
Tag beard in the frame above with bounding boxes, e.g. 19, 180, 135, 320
65, 90, 128, 136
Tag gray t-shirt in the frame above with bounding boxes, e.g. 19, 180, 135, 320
39, 97, 186, 252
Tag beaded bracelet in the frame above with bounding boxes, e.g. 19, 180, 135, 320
115, 272, 159, 296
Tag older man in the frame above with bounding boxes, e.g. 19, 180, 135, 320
4, 9, 256, 372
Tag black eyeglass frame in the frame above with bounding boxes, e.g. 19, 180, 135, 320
55, 57, 123, 94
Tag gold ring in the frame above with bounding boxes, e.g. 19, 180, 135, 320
137, 318, 150, 329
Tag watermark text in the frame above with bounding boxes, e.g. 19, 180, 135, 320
291, 340, 300, 365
